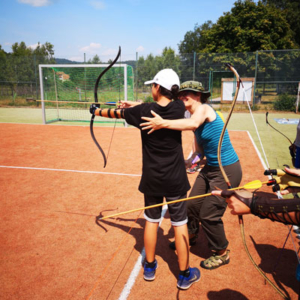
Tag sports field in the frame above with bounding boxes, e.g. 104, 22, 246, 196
1, 107, 299, 299
0, 107, 296, 169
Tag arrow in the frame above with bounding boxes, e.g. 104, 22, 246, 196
98, 180, 269, 221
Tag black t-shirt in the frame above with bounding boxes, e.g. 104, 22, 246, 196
124, 100, 191, 197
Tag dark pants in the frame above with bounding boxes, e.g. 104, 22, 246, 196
187, 161, 242, 251
295, 146, 300, 168
144, 193, 188, 226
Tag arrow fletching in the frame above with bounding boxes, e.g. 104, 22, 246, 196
242, 180, 263, 190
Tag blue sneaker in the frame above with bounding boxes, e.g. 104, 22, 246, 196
177, 267, 200, 290
143, 259, 157, 281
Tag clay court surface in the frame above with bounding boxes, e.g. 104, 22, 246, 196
1, 123, 299, 300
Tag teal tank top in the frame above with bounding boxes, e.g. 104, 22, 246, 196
194, 109, 239, 166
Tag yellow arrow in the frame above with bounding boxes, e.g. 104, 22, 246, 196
98, 180, 269, 221
231, 179, 268, 191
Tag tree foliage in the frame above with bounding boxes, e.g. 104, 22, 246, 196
136, 47, 181, 90
174, 0, 299, 92
1, 0, 299, 104
178, 21, 213, 54
88, 54, 101, 64
273, 93, 297, 111
262, 0, 300, 47
178, 0, 296, 55
0, 41, 55, 98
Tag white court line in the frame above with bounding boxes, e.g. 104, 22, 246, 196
118, 205, 168, 300
246, 131, 268, 170
0, 165, 141, 177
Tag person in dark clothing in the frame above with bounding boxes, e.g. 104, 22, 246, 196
90, 69, 200, 290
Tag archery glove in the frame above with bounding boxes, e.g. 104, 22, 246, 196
221, 190, 253, 209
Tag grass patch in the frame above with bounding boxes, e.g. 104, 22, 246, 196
225, 112, 296, 169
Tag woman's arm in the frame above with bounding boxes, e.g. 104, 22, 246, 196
140, 105, 208, 134
141, 110, 198, 133
212, 189, 300, 225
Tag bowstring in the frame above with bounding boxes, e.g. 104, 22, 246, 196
106, 52, 121, 164
241, 85, 270, 170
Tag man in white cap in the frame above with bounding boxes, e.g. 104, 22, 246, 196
90, 69, 200, 289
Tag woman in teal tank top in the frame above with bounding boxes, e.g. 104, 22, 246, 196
141, 80, 242, 270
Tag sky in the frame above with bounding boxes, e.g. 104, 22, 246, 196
0, 0, 257, 62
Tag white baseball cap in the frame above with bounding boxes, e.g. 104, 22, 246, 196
144, 69, 180, 91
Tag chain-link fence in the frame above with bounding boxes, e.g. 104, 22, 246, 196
1, 49, 299, 111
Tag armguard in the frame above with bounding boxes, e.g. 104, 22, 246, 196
252, 195, 300, 225
98, 108, 126, 119
221, 190, 300, 225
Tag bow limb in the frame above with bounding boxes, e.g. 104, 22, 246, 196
266, 112, 293, 146
217, 63, 241, 189
90, 46, 121, 168
266, 112, 295, 161
220, 64, 287, 299
217, 63, 245, 254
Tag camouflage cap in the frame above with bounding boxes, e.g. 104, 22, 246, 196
179, 81, 210, 95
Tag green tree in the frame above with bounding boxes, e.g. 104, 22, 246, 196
176, 0, 297, 89
178, 22, 213, 81
178, 0, 295, 55
11, 42, 33, 82
88, 54, 101, 64
0, 45, 8, 83
203, 0, 295, 53
262, 0, 300, 47
33, 42, 54, 60
33, 42, 55, 68
2, 41, 56, 99
159, 47, 181, 75
178, 21, 213, 54
136, 56, 146, 89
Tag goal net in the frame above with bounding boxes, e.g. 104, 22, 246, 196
39, 64, 134, 124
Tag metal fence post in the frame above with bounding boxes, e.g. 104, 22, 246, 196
135, 52, 138, 101
253, 50, 258, 105
193, 52, 196, 81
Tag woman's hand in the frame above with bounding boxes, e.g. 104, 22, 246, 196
284, 166, 300, 176
280, 167, 300, 195
118, 101, 141, 108
281, 187, 300, 195
212, 190, 252, 215
140, 110, 164, 134
185, 157, 193, 169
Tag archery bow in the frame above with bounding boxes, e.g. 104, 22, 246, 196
266, 112, 293, 146
219, 64, 287, 299
266, 112, 295, 161
217, 63, 241, 190
90, 46, 121, 168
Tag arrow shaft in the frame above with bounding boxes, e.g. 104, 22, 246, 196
99, 180, 269, 220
